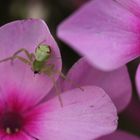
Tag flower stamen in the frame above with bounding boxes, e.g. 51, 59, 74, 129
5, 128, 11, 134
5, 127, 19, 134
0, 112, 23, 135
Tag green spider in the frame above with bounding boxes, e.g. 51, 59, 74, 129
0, 44, 63, 106
32, 44, 53, 74
0, 44, 55, 75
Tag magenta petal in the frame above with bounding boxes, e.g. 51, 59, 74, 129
62, 58, 132, 112
25, 86, 118, 140
57, 0, 140, 70
135, 64, 140, 97
0, 19, 62, 105
116, 0, 140, 17
3, 132, 31, 140
96, 130, 140, 140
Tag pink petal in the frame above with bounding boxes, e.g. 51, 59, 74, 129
116, 0, 140, 17
3, 131, 31, 140
0, 19, 62, 105
135, 64, 140, 97
25, 86, 118, 140
62, 57, 132, 112
57, 0, 140, 70
96, 130, 140, 140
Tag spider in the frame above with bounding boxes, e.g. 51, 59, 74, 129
0, 44, 63, 106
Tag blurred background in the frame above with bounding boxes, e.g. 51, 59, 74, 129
0, 0, 140, 137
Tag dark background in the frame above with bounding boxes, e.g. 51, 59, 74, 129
0, 0, 140, 137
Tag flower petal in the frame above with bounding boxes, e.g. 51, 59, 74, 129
116, 0, 140, 17
2, 131, 32, 140
25, 86, 118, 140
57, 0, 140, 70
62, 57, 132, 112
0, 19, 61, 105
135, 64, 140, 97
96, 130, 140, 140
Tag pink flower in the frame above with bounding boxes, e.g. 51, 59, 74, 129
0, 19, 117, 139
48, 57, 132, 139
59, 57, 132, 113
57, 0, 140, 70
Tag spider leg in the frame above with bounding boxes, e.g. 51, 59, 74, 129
0, 56, 14, 63
42, 64, 84, 91
0, 55, 31, 65
0, 48, 34, 64
12, 48, 33, 61
14, 55, 32, 65
30, 53, 36, 61
40, 64, 55, 76
41, 64, 63, 107
53, 69, 84, 91
50, 75, 63, 107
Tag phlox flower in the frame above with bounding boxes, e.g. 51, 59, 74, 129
55, 57, 136, 139
0, 19, 117, 140
57, 0, 140, 71
59, 57, 132, 113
